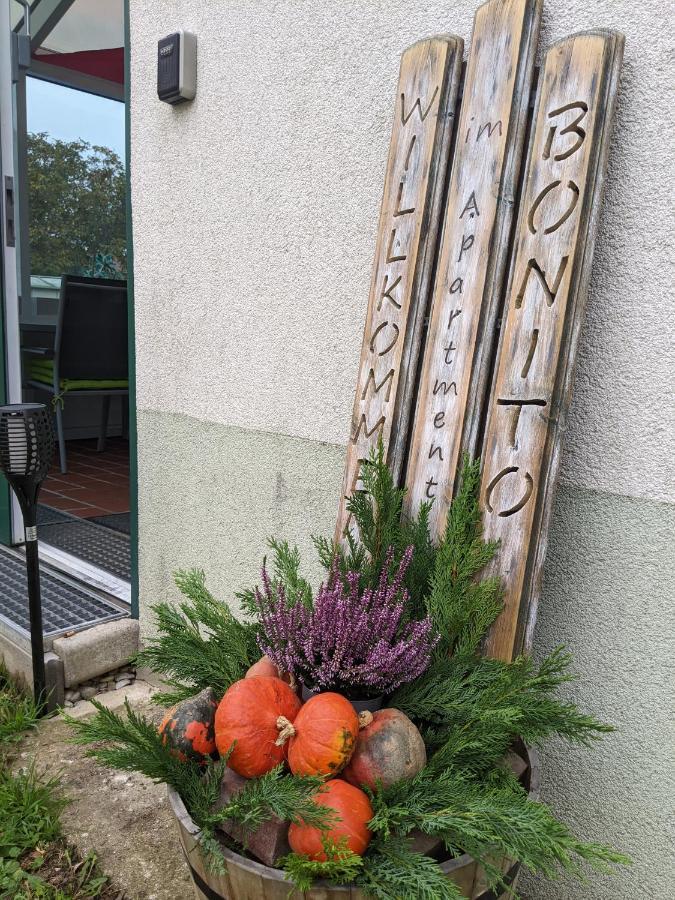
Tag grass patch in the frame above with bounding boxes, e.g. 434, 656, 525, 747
0, 663, 40, 744
0, 664, 119, 898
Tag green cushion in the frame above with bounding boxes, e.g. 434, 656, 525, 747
27, 358, 128, 392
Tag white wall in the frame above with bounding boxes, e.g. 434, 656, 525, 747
129, 2, 675, 897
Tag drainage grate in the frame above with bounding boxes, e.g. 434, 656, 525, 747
0, 549, 125, 637
37, 512, 131, 582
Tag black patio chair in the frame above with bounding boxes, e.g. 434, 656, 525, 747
23, 274, 129, 474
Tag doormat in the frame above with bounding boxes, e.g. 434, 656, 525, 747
0, 547, 125, 637
89, 512, 131, 535
37, 510, 131, 582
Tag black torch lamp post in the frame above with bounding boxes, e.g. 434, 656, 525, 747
0, 404, 54, 713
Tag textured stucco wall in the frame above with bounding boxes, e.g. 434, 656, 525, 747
129, 2, 675, 897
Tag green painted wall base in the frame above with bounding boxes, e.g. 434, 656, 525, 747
136, 409, 344, 634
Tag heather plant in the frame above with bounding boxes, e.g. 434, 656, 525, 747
256, 546, 438, 697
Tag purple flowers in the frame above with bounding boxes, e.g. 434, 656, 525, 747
255, 546, 437, 697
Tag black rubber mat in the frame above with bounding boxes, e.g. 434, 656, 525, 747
89, 512, 131, 535
0, 549, 125, 637
37, 505, 73, 526
37, 517, 131, 581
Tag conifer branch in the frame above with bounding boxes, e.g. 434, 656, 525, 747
135, 569, 258, 703
357, 836, 464, 899
280, 839, 364, 892
369, 768, 629, 883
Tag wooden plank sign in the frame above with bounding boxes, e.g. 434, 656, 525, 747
480, 31, 624, 660
404, 0, 542, 537
335, 37, 463, 543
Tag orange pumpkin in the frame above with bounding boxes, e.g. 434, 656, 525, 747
285, 692, 359, 777
214, 676, 301, 778
288, 779, 373, 860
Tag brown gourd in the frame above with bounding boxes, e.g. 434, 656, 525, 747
343, 708, 426, 791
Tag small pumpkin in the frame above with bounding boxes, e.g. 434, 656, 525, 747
245, 655, 280, 679
288, 778, 373, 860
245, 654, 295, 689
215, 676, 301, 778
343, 708, 427, 791
283, 692, 359, 777
158, 687, 218, 764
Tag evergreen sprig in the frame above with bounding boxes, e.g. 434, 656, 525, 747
357, 836, 464, 899
314, 442, 436, 615
391, 649, 612, 775
422, 457, 502, 655
280, 838, 364, 891
236, 539, 314, 617
222, 764, 332, 832
369, 767, 629, 885
134, 568, 258, 704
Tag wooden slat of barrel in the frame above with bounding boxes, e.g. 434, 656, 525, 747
442, 855, 478, 895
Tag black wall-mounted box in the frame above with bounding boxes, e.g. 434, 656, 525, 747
157, 31, 197, 104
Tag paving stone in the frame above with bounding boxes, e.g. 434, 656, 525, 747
53, 619, 139, 687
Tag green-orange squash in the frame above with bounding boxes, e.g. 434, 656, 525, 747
343, 708, 426, 791
288, 778, 373, 860
215, 676, 301, 778
286, 692, 359, 777
158, 687, 218, 764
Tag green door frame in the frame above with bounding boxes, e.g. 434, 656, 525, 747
124, 0, 139, 618
0, 0, 139, 616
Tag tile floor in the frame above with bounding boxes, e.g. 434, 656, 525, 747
41, 437, 130, 519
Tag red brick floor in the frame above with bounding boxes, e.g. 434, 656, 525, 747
41, 437, 130, 519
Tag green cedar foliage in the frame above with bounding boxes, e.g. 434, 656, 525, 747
392, 649, 613, 776
368, 767, 629, 886
236, 538, 314, 617
425, 458, 502, 656
280, 839, 364, 891
357, 837, 464, 900
134, 568, 258, 705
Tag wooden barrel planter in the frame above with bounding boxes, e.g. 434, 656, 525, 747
169, 744, 539, 900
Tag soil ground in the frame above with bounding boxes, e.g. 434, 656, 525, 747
12, 682, 194, 900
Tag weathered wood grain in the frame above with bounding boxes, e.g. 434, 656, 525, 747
480, 30, 624, 661
404, 0, 541, 537
335, 36, 463, 543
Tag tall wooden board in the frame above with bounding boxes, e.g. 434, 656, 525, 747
480, 31, 624, 660
405, 0, 541, 538
335, 37, 463, 543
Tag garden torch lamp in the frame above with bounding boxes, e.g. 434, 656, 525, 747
0, 404, 54, 712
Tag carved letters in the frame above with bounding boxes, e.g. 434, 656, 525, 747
404, 0, 542, 536
481, 31, 624, 660
335, 37, 463, 543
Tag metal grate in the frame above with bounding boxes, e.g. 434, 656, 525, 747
0, 548, 125, 637
37, 518, 131, 581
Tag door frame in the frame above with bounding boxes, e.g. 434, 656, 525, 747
0, 0, 139, 616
